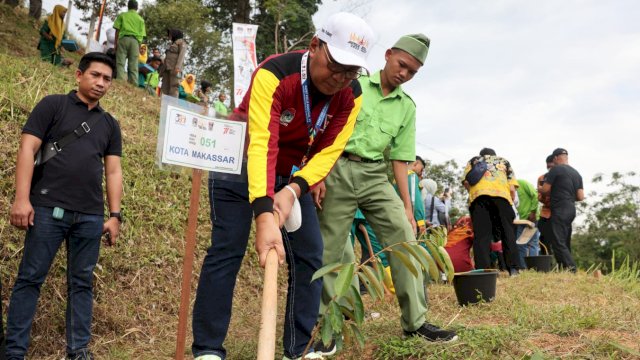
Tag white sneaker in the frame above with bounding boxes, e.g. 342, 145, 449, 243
283, 352, 324, 360
195, 355, 223, 360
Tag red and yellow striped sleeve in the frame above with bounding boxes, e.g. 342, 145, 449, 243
247, 68, 281, 212
291, 94, 362, 190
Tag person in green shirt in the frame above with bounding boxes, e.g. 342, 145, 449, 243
516, 178, 540, 267
37, 5, 73, 66
113, 0, 146, 84
314, 34, 457, 355
213, 93, 229, 117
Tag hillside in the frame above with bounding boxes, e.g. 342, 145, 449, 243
1, 4, 639, 359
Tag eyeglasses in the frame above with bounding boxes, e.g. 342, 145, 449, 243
322, 44, 362, 80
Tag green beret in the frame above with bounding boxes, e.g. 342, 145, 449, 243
392, 33, 430, 64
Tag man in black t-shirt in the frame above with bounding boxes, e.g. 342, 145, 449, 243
6, 53, 122, 360
540, 148, 584, 272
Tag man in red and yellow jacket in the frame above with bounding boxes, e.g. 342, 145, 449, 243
191, 12, 375, 360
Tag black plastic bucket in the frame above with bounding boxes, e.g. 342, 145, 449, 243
524, 255, 553, 272
452, 270, 499, 306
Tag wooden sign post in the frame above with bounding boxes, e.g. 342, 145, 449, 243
156, 97, 246, 360
174, 168, 202, 360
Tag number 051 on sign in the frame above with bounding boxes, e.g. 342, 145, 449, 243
160, 103, 246, 174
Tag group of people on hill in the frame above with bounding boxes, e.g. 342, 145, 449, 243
37, 1, 231, 116
3, 4, 587, 360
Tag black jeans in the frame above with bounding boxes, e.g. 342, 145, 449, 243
548, 209, 577, 271
469, 196, 519, 270
191, 178, 324, 359
537, 217, 552, 255
1, 280, 5, 360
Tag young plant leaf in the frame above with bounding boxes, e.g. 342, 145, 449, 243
390, 249, 418, 277
329, 301, 344, 332
350, 285, 365, 325
357, 272, 379, 301
312, 262, 344, 282
361, 265, 384, 298
334, 262, 355, 298
321, 313, 333, 346
349, 323, 366, 348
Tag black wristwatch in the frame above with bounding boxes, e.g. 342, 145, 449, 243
110, 212, 122, 223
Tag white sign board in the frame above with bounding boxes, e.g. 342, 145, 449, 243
160, 103, 246, 174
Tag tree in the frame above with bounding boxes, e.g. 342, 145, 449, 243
572, 172, 640, 271
72, 0, 126, 43
253, 0, 319, 60
141, 0, 228, 92
423, 159, 467, 221
28, 0, 41, 19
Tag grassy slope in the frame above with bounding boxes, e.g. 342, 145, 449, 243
0, 5, 639, 359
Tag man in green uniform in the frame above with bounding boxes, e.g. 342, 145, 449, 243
314, 34, 458, 354
113, 0, 146, 84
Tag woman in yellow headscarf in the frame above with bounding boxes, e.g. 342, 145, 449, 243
180, 74, 196, 95
38, 5, 69, 65
138, 44, 148, 64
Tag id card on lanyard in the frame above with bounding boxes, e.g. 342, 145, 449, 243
290, 51, 333, 177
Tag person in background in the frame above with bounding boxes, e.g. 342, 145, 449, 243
396, 156, 426, 234
104, 28, 117, 79
138, 56, 162, 95
160, 29, 187, 97
537, 154, 555, 254
462, 147, 520, 276
150, 47, 162, 59
444, 216, 475, 272
213, 93, 229, 117
113, 0, 146, 84
421, 179, 450, 229
181, 74, 196, 95
515, 178, 540, 268
37, 4, 73, 67
138, 44, 148, 65
540, 148, 584, 272
5, 52, 122, 360
193, 80, 213, 108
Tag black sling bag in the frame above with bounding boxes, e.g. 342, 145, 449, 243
34, 111, 105, 166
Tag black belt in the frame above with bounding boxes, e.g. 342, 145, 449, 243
341, 152, 382, 163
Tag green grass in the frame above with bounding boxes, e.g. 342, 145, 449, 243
1, 4, 639, 359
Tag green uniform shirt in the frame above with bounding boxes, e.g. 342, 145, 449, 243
213, 100, 229, 116
344, 71, 416, 161
113, 10, 146, 44
516, 179, 538, 219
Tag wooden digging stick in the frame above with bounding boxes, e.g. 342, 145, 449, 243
257, 212, 281, 360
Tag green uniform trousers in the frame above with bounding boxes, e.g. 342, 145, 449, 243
318, 157, 427, 331
116, 36, 139, 84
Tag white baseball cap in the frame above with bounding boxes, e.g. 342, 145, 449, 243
316, 12, 376, 73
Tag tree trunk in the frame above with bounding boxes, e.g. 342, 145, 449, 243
29, 0, 42, 19
86, 12, 97, 48
3, 0, 20, 7
233, 0, 251, 24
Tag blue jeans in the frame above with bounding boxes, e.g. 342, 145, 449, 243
5, 206, 102, 359
515, 224, 540, 269
192, 178, 323, 359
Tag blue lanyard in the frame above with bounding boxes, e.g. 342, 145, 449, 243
300, 51, 332, 147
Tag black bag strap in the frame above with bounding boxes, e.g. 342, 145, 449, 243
50, 110, 106, 153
